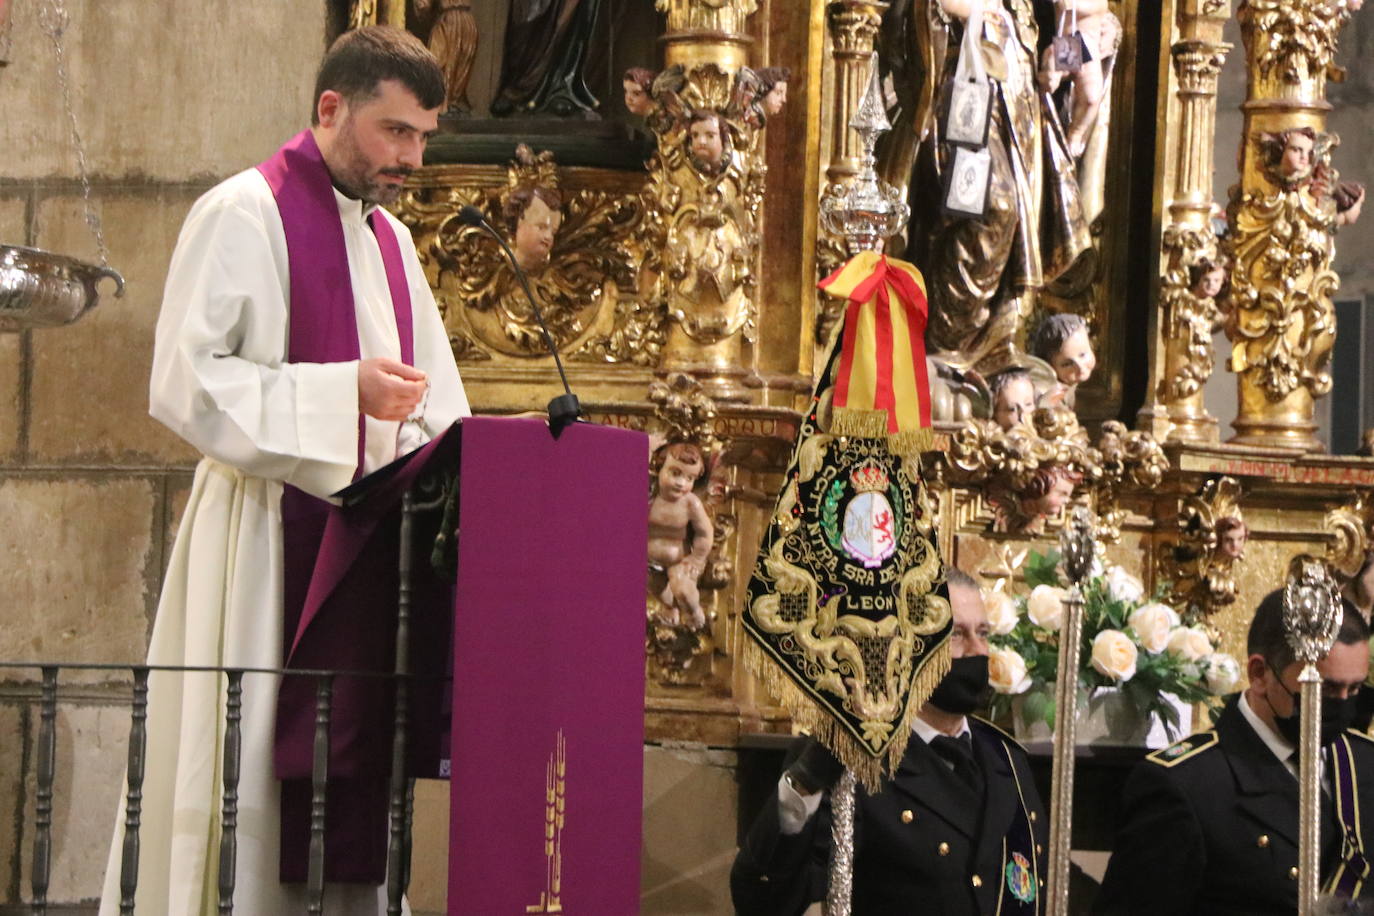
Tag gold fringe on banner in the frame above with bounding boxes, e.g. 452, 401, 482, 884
743, 639, 952, 793
888, 427, 935, 461
830, 406, 891, 439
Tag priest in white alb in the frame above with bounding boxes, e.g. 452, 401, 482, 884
99, 26, 468, 915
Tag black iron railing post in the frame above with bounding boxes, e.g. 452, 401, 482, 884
32, 666, 58, 915
307, 674, 334, 916
218, 669, 244, 915
118, 666, 149, 915
387, 491, 417, 916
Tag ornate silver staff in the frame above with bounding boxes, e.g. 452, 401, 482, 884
817, 56, 908, 916
1283, 555, 1342, 915
1046, 506, 1095, 916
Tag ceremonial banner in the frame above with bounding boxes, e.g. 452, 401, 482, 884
744, 252, 951, 789
448, 418, 647, 915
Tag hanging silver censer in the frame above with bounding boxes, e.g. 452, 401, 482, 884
0, 0, 125, 332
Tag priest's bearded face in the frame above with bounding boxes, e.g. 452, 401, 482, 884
317, 79, 440, 206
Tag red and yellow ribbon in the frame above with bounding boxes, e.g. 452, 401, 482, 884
818, 250, 933, 447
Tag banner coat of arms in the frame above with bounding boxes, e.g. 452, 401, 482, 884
743, 251, 952, 790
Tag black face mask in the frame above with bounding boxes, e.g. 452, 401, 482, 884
1268, 666, 1357, 749
929, 655, 990, 715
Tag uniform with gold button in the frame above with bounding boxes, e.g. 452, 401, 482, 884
1094, 696, 1374, 915
731, 716, 1048, 915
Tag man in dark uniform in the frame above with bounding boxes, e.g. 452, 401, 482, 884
731, 569, 1048, 915
1094, 589, 1374, 915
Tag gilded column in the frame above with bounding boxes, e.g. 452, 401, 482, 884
1224, 0, 1359, 451
825, 1, 887, 185
1140, 0, 1231, 444
648, 0, 765, 401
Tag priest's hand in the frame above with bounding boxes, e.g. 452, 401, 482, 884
358, 358, 428, 421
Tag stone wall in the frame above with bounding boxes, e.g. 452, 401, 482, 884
0, 0, 325, 908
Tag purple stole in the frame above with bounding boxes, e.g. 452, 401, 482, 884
1324, 734, 1371, 899
256, 130, 425, 884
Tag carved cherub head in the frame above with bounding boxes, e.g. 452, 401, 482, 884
1216, 515, 1248, 560
756, 66, 791, 117
1030, 313, 1096, 388
687, 110, 729, 175
990, 369, 1036, 431
1020, 463, 1083, 520
623, 67, 655, 117
656, 441, 707, 503
1256, 127, 1320, 188
502, 185, 563, 272
1189, 254, 1229, 301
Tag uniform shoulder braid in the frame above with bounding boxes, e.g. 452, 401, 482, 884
1344, 727, 1374, 746
1146, 730, 1218, 768
970, 715, 1027, 753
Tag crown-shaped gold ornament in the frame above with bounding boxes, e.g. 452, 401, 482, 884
849, 460, 890, 494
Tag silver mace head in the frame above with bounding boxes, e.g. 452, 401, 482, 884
1059, 505, 1097, 587
1283, 554, 1342, 667
819, 53, 910, 255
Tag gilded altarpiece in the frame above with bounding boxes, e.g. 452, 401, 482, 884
393, 0, 1374, 747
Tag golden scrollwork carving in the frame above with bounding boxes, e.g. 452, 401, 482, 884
1092, 420, 1170, 545
1161, 477, 1247, 622
1224, 129, 1340, 403
937, 410, 1164, 540
347, 0, 377, 29
642, 63, 767, 394
1324, 493, 1374, 581
1159, 224, 1226, 405
395, 147, 656, 366
1237, 0, 1356, 87
938, 408, 1093, 536
656, 0, 760, 35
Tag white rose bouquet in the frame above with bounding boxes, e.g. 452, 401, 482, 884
987, 550, 1238, 740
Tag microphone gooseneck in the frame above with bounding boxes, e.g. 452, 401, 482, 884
457, 205, 582, 438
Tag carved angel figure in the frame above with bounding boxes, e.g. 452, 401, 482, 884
648, 442, 715, 630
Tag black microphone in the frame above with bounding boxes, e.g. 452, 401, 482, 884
457, 204, 582, 438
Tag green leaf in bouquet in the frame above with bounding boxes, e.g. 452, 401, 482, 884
1023, 688, 1052, 728
1157, 697, 1183, 740
1024, 550, 1063, 588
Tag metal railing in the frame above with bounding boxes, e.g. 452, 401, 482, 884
2, 468, 458, 915
0, 660, 448, 916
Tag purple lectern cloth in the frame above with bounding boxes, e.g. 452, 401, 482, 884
448, 417, 648, 915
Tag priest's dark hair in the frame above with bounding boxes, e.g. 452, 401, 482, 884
1247, 587, 1370, 671
312, 25, 446, 125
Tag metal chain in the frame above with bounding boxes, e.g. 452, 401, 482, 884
38, 0, 108, 265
